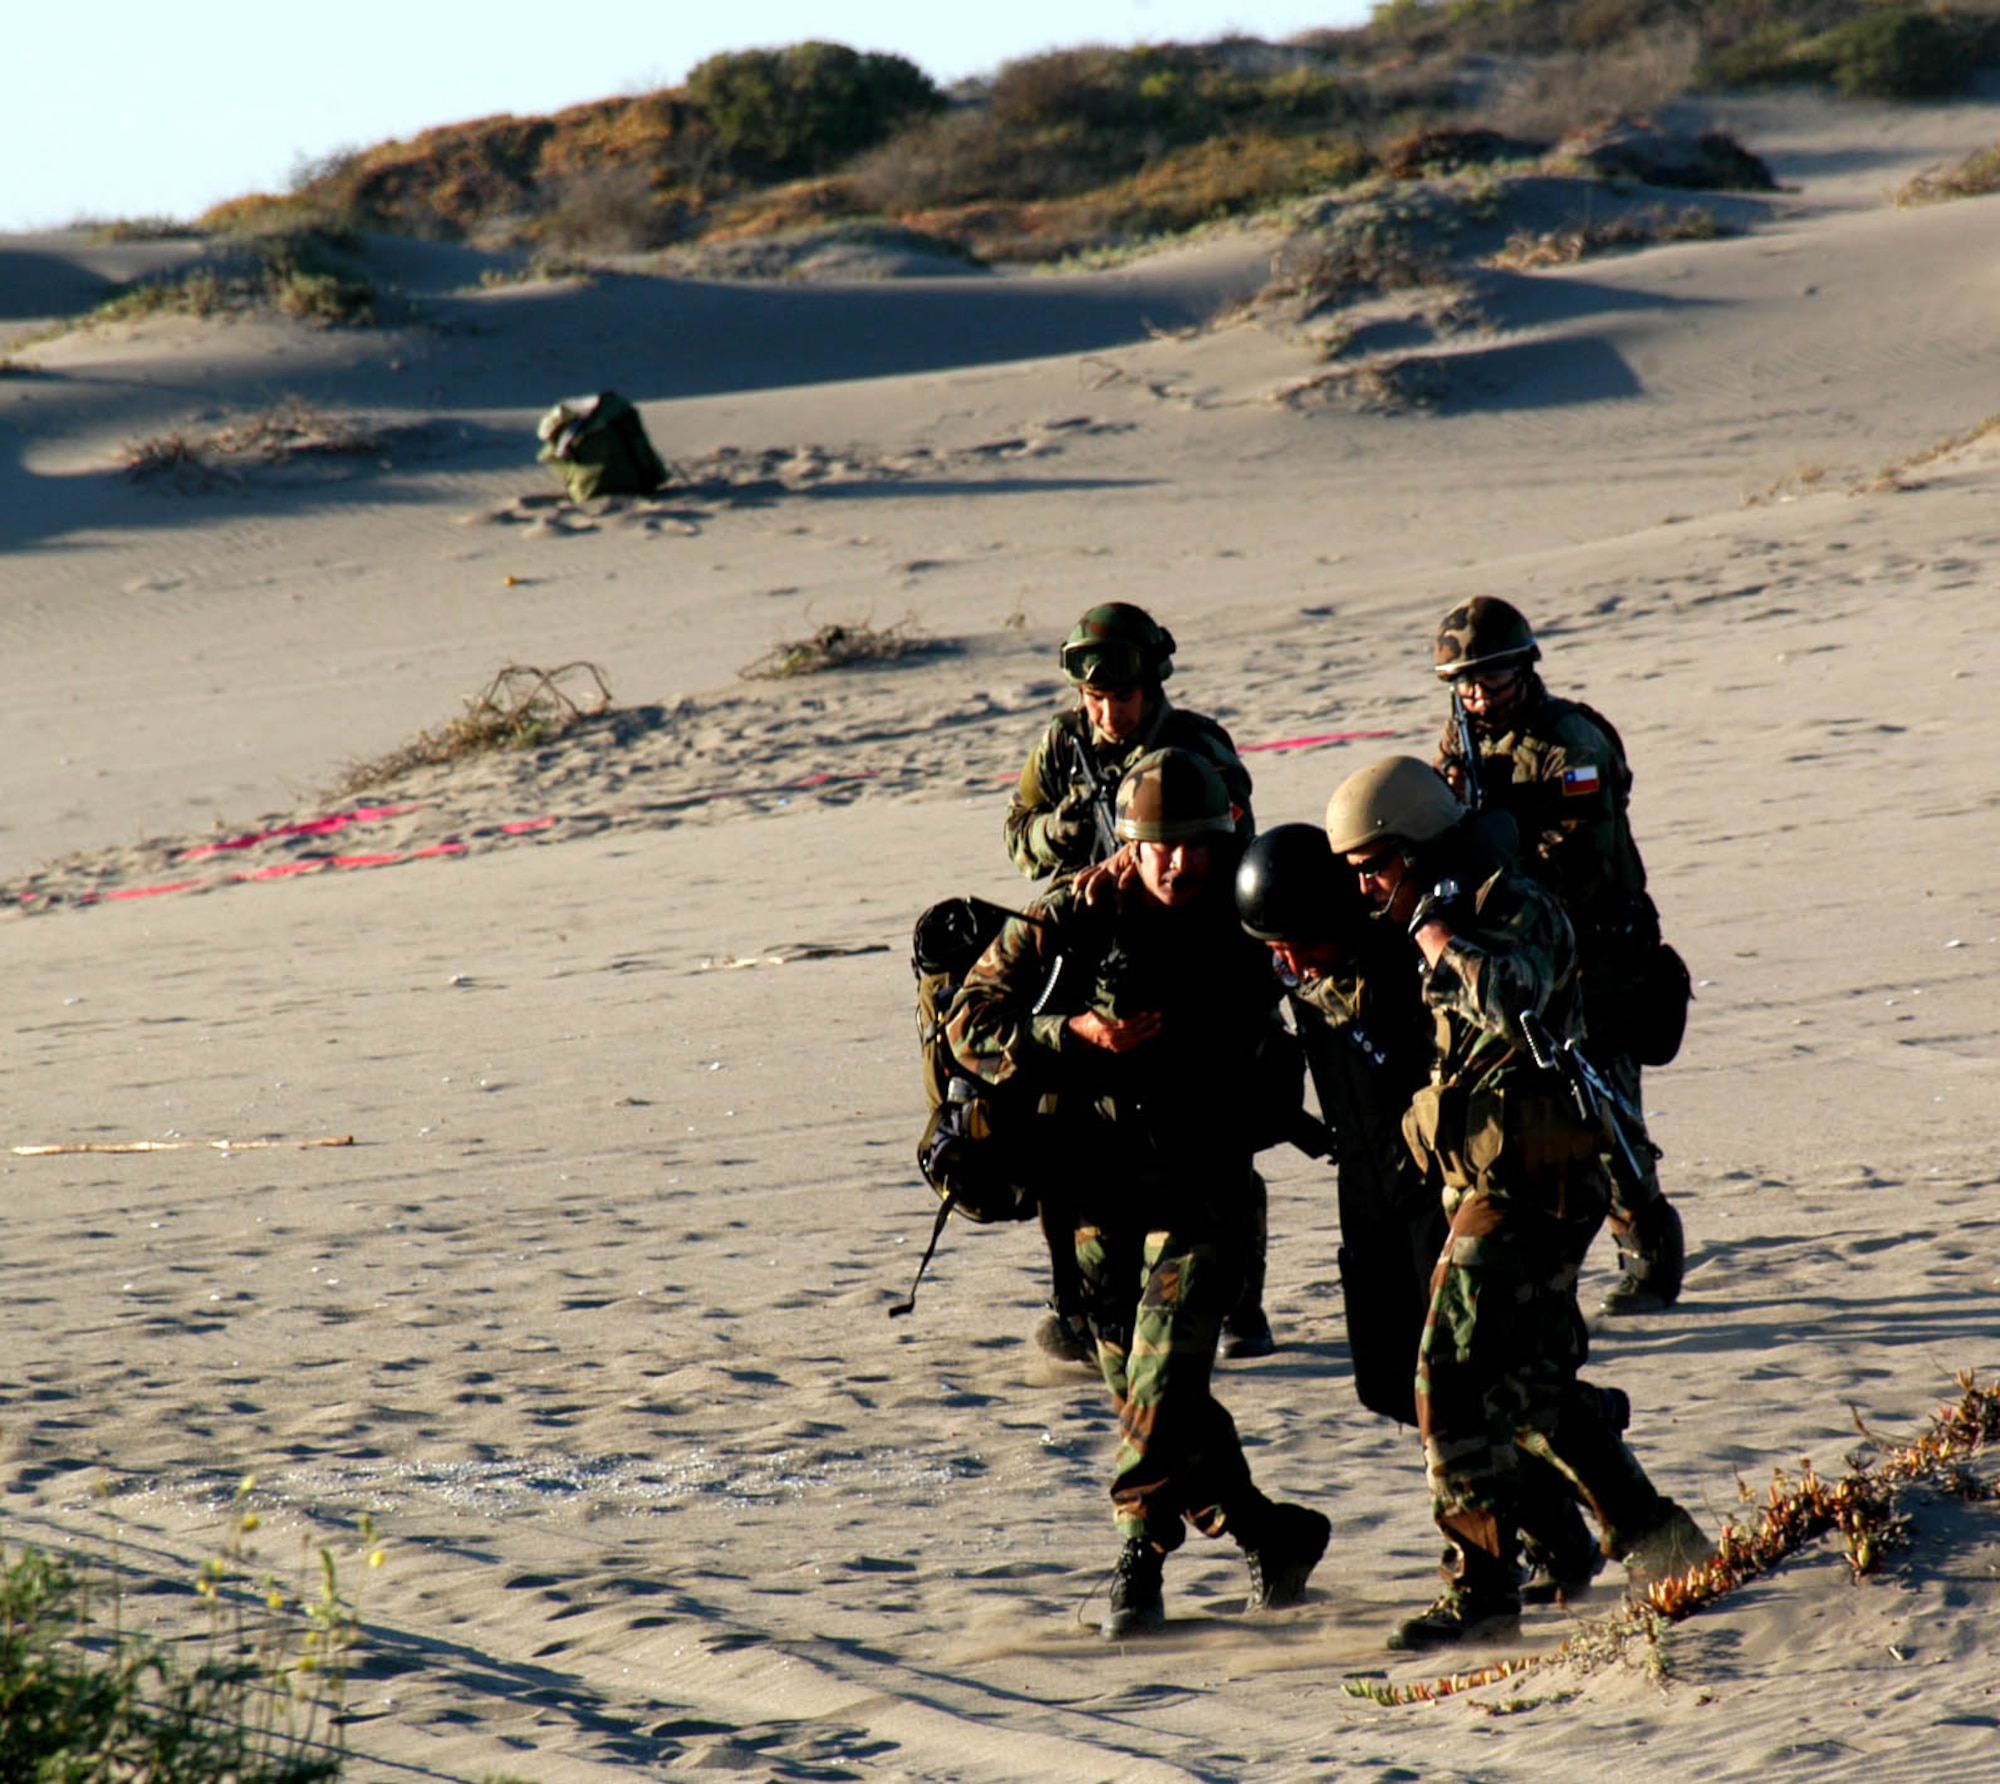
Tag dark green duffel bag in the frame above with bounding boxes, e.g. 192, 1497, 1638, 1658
535, 390, 667, 500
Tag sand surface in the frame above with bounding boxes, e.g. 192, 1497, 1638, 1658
1, 92, 1997, 1781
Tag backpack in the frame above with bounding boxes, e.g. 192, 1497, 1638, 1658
912, 897, 1041, 1226
535, 390, 668, 501
891, 896, 1047, 1320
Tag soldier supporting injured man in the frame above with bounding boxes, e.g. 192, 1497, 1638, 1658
953, 748, 1326, 1637
1323, 757, 1710, 1651
1004, 602, 1273, 1362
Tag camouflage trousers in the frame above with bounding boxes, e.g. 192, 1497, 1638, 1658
1076, 1218, 1259, 1548
1416, 1185, 1663, 1575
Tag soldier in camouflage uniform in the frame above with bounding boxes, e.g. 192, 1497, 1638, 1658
1006, 603, 1273, 1362
1236, 822, 1614, 1606
952, 749, 1328, 1639
1325, 757, 1708, 1650
1431, 597, 1686, 1315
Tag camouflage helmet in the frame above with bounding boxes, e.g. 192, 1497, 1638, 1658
1115, 747, 1233, 844
1433, 596, 1541, 681
1324, 756, 1464, 855
1235, 822, 1364, 942
1060, 602, 1176, 689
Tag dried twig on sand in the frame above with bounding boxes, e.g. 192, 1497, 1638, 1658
335, 662, 613, 793
739, 621, 943, 680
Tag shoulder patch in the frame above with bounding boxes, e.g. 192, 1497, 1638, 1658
1561, 764, 1601, 797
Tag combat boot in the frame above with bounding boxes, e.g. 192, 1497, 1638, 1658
1033, 1307, 1095, 1365
1599, 1201, 1685, 1315
1102, 1539, 1166, 1640
1241, 1503, 1331, 1612
1388, 1545, 1521, 1653
1621, 1499, 1713, 1591
1221, 1307, 1276, 1360
1520, 1525, 1606, 1605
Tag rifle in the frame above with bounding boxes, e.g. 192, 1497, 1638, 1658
1517, 1008, 1660, 1198
1450, 686, 1487, 812
1066, 726, 1123, 862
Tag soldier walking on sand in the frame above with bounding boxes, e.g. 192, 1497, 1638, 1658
1235, 820, 1629, 1607
1324, 757, 1709, 1651
953, 749, 1328, 1638
1430, 597, 1689, 1315
1005, 603, 1274, 1362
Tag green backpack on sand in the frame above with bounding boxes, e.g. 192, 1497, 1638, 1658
535, 390, 668, 501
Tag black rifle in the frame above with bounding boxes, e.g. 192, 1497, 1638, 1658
1517, 1008, 1660, 1198
1451, 686, 1487, 812
1066, 726, 1123, 862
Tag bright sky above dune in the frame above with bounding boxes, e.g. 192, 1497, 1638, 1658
3, 1, 1372, 234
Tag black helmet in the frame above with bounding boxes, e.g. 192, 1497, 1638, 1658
1060, 603, 1176, 689
1434, 596, 1540, 681
1114, 747, 1233, 843
1236, 823, 1365, 942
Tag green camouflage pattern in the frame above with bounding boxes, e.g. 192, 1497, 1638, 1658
1078, 1218, 1258, 1545
1433, 679, 1646, 921
1400, 853, 1669, 1584
946, 869, 1286, 1543
1432, 677, 1665, 1215
1004, 698, 1253, 882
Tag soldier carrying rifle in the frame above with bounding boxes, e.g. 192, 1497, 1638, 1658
1005, 604, 1271, 1361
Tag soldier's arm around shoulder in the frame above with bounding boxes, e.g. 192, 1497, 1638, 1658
1166, 708, 1256, 834
1003, 717, 1090, 880
946, 891, 1083, 1087
1421, 869, 1575, 1042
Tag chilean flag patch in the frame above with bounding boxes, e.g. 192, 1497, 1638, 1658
1561, 764, 1601, 797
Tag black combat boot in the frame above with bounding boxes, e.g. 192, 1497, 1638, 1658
1241, 1503, 1332, 1612
1220, 1307, 1276, 1360
1599, 1200, 1685, 1315
1388, 1542, 1522, 1653
1102, 1539, 1167, 1640
1033, 1307, 1095, 1365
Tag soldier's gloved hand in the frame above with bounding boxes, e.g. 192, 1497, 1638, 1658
1407, 877, 1469, 939
1045, 787, 1097, 851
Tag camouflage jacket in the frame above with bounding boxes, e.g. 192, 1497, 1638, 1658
1289, 925, 1434, 1219
1004, 696, 1253, 881
1432, 677, 1648, 943
946, 875, 1281, 1169
1405, 841, 1607, 1215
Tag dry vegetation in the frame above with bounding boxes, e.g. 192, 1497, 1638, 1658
1486, 202, 1726, 269
122, 402, 389, 492
333, 664, 613, 795
161, 2, 1977, 273
1895, 141, 2000, 206
738, 621, 945, 680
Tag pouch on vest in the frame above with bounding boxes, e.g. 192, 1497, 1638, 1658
536, 390, 668, 501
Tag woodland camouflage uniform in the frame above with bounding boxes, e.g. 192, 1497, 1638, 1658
1396, 826, 1701, 1638
1005, 699, 1253, 883
950, 750, 1326, 1635
1433, 605, 1684, 1313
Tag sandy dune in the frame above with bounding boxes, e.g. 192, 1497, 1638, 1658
0, 91, 1996, 1781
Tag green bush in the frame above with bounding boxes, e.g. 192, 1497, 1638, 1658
687, 42, 944, 176
1818, 9, 1970, 96
0, 1540, 348, 1784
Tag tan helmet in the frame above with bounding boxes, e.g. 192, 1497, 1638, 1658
1060, 603, 1176, 689
1324, 756, 1464, 855
1434, 596, 1540, 681
1115, 747, 1233, 844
